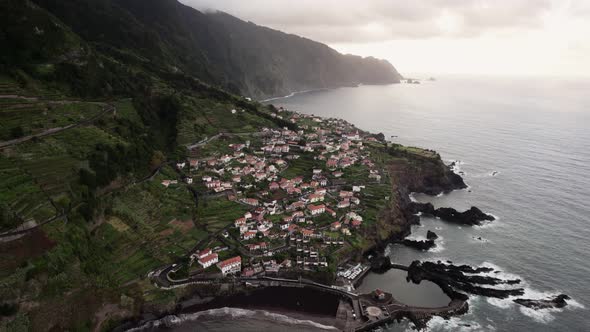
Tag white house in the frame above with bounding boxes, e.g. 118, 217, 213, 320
198, 253, 219, 268
217, 256, 242, 275
308, 204, 326, 216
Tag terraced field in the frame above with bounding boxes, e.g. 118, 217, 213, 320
0, 155, 53, 230
176, 96, 275, 145
0, 77, 111, 144
196, 198, 249, 233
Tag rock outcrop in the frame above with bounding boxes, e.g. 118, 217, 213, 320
407, 261, 524, 299
409, 203, 495, 226
402, 238, 436, 251
514, 294, 571, 309
426, 230, 438, 240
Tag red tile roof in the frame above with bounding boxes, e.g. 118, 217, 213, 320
218, 256, 241, 268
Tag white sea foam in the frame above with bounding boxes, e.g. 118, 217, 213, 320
406, 235, 428, 241
423, 315, 489, 332
464, 262, 586, 324
429, 236, 445, 253
126, 307, 338, 331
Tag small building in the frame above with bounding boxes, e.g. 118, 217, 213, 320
309, 193, 324, 203
243, 230, 257, 240
374, 288, 386, 300
217, 256, 242, 276
198, 253, 219, 268
308, 204, 326, 216
330, 221, 342, 231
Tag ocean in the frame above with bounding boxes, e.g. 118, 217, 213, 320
153, 76, 590, 331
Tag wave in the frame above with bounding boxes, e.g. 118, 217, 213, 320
415, 259, 585, 325
419, 315, 494, 332
473, 214, 499, 229
472, 262, 585, 323
448, 159, 466, 175
126, 307, 338, 331
429, 236, 446, 253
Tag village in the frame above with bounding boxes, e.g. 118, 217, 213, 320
159, 107, 387, 286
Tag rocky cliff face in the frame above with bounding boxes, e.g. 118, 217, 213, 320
26, 0, 402, 100
364, 151, 466, 254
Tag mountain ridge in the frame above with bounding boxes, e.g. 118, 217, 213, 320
3, 0, 402, 99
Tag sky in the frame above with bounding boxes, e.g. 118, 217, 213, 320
180, 0, 590, 78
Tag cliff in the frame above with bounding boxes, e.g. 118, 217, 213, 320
363, 145, 467, 254
3, 0, 401, 99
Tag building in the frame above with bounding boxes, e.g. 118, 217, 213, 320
309, 193, 324, 203
206, 180, 221, 189
330, 221, 342, 231
197, 248, 212, 259
234, 217, 247, 228
338, 199, 350, 209
198, 253, 219, 268
243, 230, 257, 240
217, 256, 242, 276
308, 204, 326, 216
241, 198, 259, 206
374, 289, 386, 300
189, 159, 199, 169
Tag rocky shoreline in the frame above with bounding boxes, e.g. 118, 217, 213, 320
408, 203, 495, 226
115, 126, 568, 331
362, 152, 571, 328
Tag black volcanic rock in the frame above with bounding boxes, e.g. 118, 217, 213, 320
373, 132, 386, 142
435, 206, 494, 226
409, 203, 495, 226
426, 230, 438, 240
407, 261, 524, 299
407, 202, 436, 216
514, 294, 570, 309
369, 254, 392, 273
402, 239, 436, 251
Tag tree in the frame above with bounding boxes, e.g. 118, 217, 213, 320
10, 126, 25, 139
150, 150, 166, 170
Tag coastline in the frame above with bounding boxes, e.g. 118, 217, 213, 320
118, 144, 471, 331
118, 104, 477, 331
259, 88, 333, 103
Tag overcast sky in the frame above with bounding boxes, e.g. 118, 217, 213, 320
180, 0, 590, 77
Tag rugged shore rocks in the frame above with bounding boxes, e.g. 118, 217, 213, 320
426, 230, 438, 240
514, 294, 571, 309
401, 230, 438, 251
409, 202, 495, 226
401, 238, 436, 251
406, 261, 524, 299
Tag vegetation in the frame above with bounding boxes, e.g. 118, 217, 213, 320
0, 1, 405, 330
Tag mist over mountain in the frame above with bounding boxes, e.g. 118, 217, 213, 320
3, 0, 401, 99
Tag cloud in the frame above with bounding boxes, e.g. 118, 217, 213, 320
180, 0, 557, 43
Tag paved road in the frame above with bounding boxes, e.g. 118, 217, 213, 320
185, 131, 265, 150
0, 103, 115, 149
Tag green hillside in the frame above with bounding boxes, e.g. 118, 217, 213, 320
0, 1, 401, 330
2, 0, 401, 100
